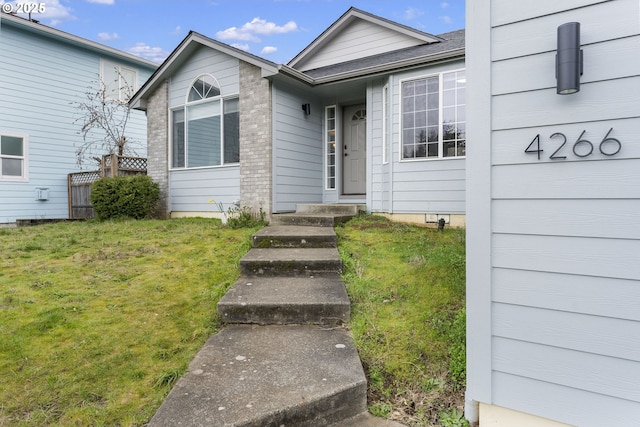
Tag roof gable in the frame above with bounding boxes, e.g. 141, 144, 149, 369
1, 11, 157, 69
130, 31, 278, 110
288, 7, 442, 72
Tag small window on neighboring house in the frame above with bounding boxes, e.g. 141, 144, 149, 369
401, 69, 466, 160
101, 60, 138, 101
171, 74, 240, 169
0, 134, 27, 180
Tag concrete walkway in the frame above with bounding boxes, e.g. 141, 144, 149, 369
148, 205, 405, 426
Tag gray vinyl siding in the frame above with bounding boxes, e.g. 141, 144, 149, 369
385, 62, 466, 214
167, 46, 240, 213
296, 19, 422, 72
0, 19, 153, 224
168, 45, 239, 108
370, 79, 390, 212
466, 0, 640, 425
272, 81, 323, 212
169, 166, 240, 213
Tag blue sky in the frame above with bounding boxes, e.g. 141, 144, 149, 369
4, 0, 465, 64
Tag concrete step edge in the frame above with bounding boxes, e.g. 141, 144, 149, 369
148, 325, 368, 427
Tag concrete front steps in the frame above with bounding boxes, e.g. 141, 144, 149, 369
270, 203, 366, 227
149, 204, 405, 427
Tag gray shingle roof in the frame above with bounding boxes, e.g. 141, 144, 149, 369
301, 29, 465, 79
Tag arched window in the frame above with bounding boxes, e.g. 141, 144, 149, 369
171, 74, 239, 168
188, 74, 220, 102
351, 109, 366, 121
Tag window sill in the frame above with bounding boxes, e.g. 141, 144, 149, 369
0, 176, 29, 182
399, 156, 466, 163
169, 163, 240, 172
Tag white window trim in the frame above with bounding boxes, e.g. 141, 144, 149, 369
398, 68, 466, 162
185, 74, 221, 104
169, 90, 240, 171
100, 59, 139, 102
0, 132, 29, 182
324, 105, 337, 191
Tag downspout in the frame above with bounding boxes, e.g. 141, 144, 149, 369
389, 75, 394, 214
270, 80, 277, 214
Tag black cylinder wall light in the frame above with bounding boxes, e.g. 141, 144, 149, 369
556, 22, 583, 95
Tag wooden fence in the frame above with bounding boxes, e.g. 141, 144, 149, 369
68, 155, 147, 219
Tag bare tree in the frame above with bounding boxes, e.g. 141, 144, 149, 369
73, 68, 140, 168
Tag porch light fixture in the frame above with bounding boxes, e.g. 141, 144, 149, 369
301, 103, 311, 115
556, 22, 583, 95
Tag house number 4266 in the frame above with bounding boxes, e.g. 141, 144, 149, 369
525, 128, 621, 160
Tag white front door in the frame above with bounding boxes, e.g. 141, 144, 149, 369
342, 104, 366, 195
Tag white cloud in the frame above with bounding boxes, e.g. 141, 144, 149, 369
216, 17, 298, 42
232, 43, 250, 52
261, 46, 277, 55
217, 26, 260, 42
170, 25, 182, 35
244, 18, 297, 35
404, 7, 424, 20
86, 0, 115, 4
439, 15, 452, 24
441, 2, 450, 9
98, 32, 119, 40
127, 42, 170, 63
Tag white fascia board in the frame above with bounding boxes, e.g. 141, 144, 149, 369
131, 32, 279, 109
189, 33, 279, 75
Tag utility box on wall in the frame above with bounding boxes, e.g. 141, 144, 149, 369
35, 188, 49, 201
425, 213, 450, 224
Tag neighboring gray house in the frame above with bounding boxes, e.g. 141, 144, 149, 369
466, 0, 640, 425
0, 11, 156, 225
130, 7, 466, 225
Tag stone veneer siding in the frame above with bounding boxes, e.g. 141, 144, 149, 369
239, 61, 272, 219
145, 79, 170, 218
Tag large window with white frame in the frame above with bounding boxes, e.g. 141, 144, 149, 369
171, 74, 239, 169
0, 133, 27, 181
401, 69, 466, 160
101, 60, 138, 101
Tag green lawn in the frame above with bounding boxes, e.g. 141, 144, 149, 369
0, 219, 256, 426
0, 216, 466, 426
337, 215, 467, 426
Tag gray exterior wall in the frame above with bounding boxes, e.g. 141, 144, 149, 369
367, 61, 466, 215
369, 78, 391, 212
272, 80, 323, 212
166, 45, 241, 214
0, 18, 153, 223
295, 19, 423, 72
168, 46, 239, 107
466, 0, 640, 425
